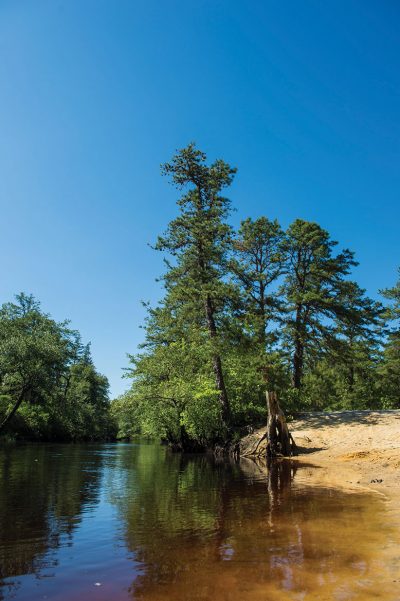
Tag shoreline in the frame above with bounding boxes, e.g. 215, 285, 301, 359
240, 409, 400, 501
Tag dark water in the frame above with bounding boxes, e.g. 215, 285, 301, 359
0, 443, 399, 601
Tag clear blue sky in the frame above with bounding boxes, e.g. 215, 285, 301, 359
1, 0, 399, 397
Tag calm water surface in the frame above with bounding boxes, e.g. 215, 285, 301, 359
0, 442, 399, 601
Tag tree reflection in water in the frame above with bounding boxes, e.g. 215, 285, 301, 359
0, 445, 104, 600
109, 444, 395, 601
0, 444, 397, 601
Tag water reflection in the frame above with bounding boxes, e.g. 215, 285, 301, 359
109, 446, 398, 601
0, 443, 398, 601
0, 445, 104, 599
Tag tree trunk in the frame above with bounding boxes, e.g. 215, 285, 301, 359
0, 389, 27, 434
266, 391, 297, 457
293, 337, 304, 389
292, 305, 304, 389
257, 282, 267, 351
204, 295, 231, 427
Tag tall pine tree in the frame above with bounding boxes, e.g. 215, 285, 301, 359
156, 144, 237, 436
281, 219, 360, 390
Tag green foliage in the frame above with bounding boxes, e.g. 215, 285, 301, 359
112, 144, 400, 448
232, 216, 284, 348
123, 317, 225, 446
379, 271, 400, 407
157, 144, 238, 431
0, 293, 113, 441
280, 219, 378, 389
115, 145, 397, 448
110, 391, 142, 440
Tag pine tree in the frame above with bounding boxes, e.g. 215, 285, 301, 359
156, 144, 237, 436
331, 282, 382, 394
232, 217, 286, 390
281, 219, 360, 390
380, 270, 400, 407
233, 217, 284, 349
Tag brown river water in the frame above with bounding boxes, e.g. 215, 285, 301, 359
0, 442, 399, 601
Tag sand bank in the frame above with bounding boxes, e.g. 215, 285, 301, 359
240, 410, 400, 498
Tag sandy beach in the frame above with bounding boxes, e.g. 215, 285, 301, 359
240, 410, 400, 499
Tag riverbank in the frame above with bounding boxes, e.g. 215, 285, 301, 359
240, 410, 400, 499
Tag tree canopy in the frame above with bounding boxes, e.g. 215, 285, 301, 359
113, 144, 396, 449
3, 145, 398, 447
0, 293, 114, 441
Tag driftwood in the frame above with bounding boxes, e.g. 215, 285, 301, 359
243, 391, 297, 458
266, 391, 297, 458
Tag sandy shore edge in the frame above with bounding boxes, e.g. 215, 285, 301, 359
240, 410, 400, 500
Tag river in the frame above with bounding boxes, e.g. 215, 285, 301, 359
0, 442, 398, 601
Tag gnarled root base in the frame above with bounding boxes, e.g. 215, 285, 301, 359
243, 391, 297, 458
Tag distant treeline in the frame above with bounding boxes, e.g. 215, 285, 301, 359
112, 144, 400, 449
0, 293, 115, 441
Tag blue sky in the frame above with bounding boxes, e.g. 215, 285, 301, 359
1, 0, 399, 397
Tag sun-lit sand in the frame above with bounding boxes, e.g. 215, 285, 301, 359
240, 410, 400, 498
